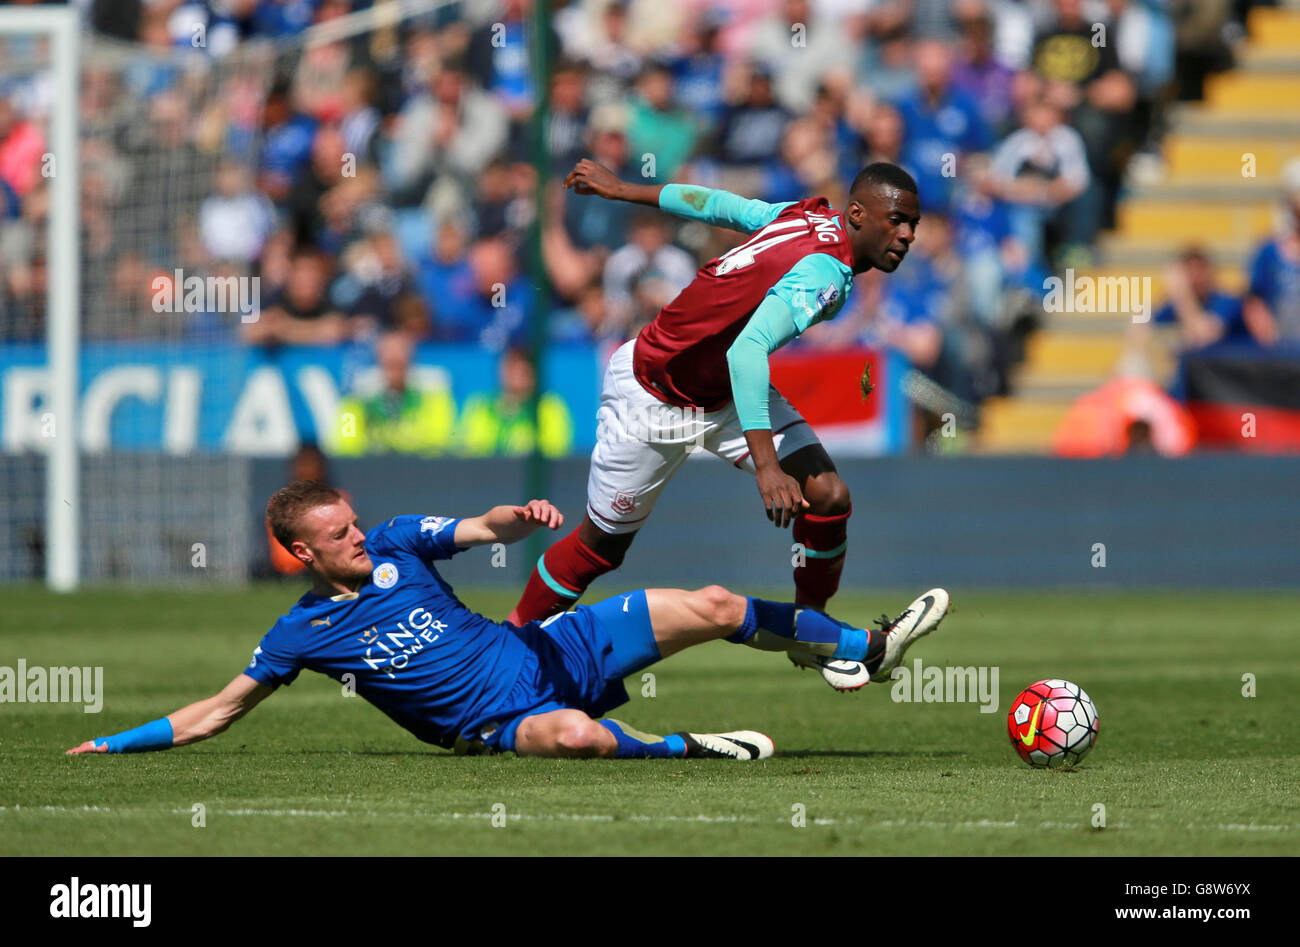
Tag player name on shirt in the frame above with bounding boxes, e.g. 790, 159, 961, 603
634, 197, 854, 411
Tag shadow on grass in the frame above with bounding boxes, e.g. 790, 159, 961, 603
778, 749, 964, 758
190, 749, 445, 757
187, 748, 967, 762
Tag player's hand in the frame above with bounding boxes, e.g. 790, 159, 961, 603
562, 159, 625, 200
514, 499, 564, 531
65, 740, 107, 755
755, 467, 809, 529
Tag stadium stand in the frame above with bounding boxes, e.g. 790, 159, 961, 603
2, 0, 1296, 468
980, 1, 1300, 451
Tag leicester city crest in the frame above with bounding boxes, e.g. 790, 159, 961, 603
372, 562, 399, 589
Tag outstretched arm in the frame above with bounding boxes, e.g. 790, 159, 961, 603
563, 157, 662, 207
726, 255, 854, 527
66, 673, 273, 754
453, 499, 564, 548
728, 295, 809, 529
563, 158, 792, 234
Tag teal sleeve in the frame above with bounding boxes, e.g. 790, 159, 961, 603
658, 183, 794, 234
726, 294, 800, 432
725, 254, 856, 431
767, 252, 855, 331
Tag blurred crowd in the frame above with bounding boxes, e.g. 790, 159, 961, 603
0, 0, 1286, 434
1133, 162, 1300, 361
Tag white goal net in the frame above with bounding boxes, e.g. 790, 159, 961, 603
0, 0, 484, 588
0, 12, 288, 585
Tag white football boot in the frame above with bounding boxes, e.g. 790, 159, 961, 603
788, 648, 872, 692
671, 730, 775, 760
869, 588, 951, 683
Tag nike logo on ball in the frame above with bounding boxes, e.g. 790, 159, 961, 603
1020, 702, 1044, 747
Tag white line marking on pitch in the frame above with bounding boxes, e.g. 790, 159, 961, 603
0, 806, 1291, 832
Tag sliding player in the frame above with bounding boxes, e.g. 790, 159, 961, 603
508, 159, 921, 691
68, 482, 949, 761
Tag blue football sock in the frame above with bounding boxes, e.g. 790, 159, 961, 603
599, 719, 687, 759
726, 598, 763, 643
730, 598, 869, 660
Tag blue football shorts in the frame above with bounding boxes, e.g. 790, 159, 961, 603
474, 589, 661, 753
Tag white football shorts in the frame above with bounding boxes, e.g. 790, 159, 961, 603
586, 338, 821, 534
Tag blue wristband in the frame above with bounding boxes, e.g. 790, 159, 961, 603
93, 717, 174, 753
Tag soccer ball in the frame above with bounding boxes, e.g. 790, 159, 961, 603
1007, 679, 1099, 768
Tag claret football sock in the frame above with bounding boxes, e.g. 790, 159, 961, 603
792, 506, 850, 609
508, 528, 614, 625
728, 597, 874, 661
599, 719, 687, 759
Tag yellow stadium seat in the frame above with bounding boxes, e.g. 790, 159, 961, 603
1115, 200, 1275, 243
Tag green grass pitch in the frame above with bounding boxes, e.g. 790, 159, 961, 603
2, 585, 1297, 856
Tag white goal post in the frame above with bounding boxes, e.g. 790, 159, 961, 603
0, 7, 80, 590
1, 0, 483, 591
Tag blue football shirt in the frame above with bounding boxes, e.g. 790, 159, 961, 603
1248, 239, 1300, 340
1153, 290, 1247, 340
243, 515, 544, 749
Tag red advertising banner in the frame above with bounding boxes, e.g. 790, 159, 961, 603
768, 346, 900, 454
